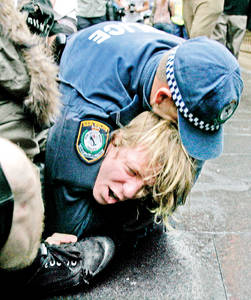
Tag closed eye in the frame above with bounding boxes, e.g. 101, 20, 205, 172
126, 166, 137, 176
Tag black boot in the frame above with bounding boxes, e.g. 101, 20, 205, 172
1, 236, 115, 296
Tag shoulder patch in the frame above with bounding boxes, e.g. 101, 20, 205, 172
76, 120, 110, 164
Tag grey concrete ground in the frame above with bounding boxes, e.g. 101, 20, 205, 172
46, 54, 251, 300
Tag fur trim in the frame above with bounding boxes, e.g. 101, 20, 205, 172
0, 0, 61, 127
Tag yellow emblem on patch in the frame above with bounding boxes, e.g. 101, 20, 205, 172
76, 120, 110, 164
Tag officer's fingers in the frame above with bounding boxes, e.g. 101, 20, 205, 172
45, 233, 78, 245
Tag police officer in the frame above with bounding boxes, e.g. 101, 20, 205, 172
44, 21, 243, 243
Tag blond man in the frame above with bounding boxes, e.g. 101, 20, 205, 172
45, 111, 193, 244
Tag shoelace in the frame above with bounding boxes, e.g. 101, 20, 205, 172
40, 242, 81, 269
41, 243, 92, 280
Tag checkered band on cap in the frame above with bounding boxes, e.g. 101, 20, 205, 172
166, 53, 220, 132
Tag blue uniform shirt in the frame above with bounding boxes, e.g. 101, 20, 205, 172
45, 22, 202, 237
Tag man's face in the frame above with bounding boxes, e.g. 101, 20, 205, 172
93, 142, 154, 205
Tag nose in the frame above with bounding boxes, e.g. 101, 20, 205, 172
123, 178, 144, 200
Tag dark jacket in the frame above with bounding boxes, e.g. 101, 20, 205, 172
0, 0, 60, 158
224, 0, 250, 16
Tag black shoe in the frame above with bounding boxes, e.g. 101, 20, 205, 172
24, 236, 115, 295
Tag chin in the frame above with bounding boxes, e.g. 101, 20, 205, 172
98, 199, 107, 205
94, 194, 107, 205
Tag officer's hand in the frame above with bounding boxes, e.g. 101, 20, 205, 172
45, 232, 78, 245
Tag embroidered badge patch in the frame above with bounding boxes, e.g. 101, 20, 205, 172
217, 100, 238, 124
76, 120, 110, 164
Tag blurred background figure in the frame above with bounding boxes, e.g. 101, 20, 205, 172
52, 0, 77, 34
117, 0, 150, 23
171, 0, 188, 39
53, 0, 77, 24
183, 0, 224, 38
20, 0, 77, 64
76, 0, 107, 30
248, 3, 251, 30
211, 0, 251, 58
106, 0, 126, 21
151, 0, 174, 33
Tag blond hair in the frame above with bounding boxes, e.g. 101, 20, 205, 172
113, 111, 195, 225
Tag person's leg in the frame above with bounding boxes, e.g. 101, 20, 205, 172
182, 25, 189, 39
227, 15, 247, 58
154, 23, 173, 33
161, 23, 173, 34
171, 23, 182, 37
182, 0, 194, 38
189, 0, 224, 38
211, 13, 228, 47
153, 23, 163, 31
76, 16, 92, 30
90, 15, 107, 26
77, 15, 107, 31
0, 138, 44, 269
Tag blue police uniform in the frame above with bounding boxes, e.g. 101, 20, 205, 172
44, 22, 202, 239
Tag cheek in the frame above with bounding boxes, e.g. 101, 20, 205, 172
103, 156, 122, 175
94, 159, 114, 187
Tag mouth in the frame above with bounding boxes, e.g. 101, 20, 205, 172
108, 187, 120, 203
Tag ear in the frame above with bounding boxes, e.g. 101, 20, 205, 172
106, 133, 121, 158
150, 86, 178, 121
151, 87, 172, 105
110, 132, 122, 147
106, 132, 121, 154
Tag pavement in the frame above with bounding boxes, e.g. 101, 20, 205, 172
45, 44, 251, 300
